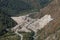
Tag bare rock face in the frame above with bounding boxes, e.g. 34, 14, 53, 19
0, 0, 60, 40
11, 14, 53, 40
33, 0, 60, 40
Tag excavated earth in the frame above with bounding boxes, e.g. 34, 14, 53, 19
11, 0, 60, 40
33, 0, 60, 40
0, 0, 60, 40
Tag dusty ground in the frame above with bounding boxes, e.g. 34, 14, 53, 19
10, 0, 60, 40
34, 0, 60, 40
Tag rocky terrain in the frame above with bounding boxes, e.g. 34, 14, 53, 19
34, 0, 60, 40
0, 0, 60, 40
11, 14, 53, 40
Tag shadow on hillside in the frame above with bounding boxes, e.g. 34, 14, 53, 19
0, 0, 53, 17
0, 0, 32, 16
0, 0, 53, 35
0, 11, 17, 36
0, 0, 53, 37
39, 0, 53, 8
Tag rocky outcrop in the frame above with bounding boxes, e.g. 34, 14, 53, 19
33, 0, 60, 40
11, 14, 53, 40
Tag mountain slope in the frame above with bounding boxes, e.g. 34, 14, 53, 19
33, 0, 60, 40
0, 0, 60, 40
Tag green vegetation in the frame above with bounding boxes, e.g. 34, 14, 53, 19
38, 0, 52, 8
0, 11, 17, 36
1, 0, 33, 16
1, 0, 52, 16
0, 31, 20, 40
18, 31, 34, 40
0, 0, 53, 40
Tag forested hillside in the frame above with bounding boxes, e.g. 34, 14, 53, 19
0, 11, 17, 35
0, 0, 52, 16
0, 0, 60, 40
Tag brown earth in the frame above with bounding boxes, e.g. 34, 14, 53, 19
34, 0, 60, 40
